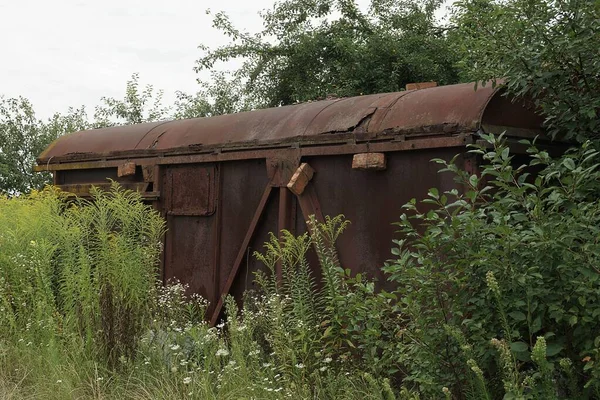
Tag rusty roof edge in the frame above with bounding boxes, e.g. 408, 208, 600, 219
36, 82, 517, 166
36, 130, 474, 167
474, 81, 506, 130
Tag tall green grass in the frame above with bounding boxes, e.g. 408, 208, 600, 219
0, 186, 396, 399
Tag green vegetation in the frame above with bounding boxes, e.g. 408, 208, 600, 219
1, 0, 599, 398
196, 0, 460, 107
0, 190, 397, 399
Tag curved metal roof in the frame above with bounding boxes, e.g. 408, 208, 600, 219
38, 82, 542, 163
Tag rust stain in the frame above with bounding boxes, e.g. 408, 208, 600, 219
37, 82, 544, 165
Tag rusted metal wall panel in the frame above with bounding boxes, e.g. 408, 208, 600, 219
60, 168, 119, 184
164, 214, 216, 301
230, 188, 280, 300
297, 150, 463, 291
162, 164, 218, 302
166, 165, 216, 216
217, 159, 270, 298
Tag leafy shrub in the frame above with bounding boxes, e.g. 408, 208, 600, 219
56, 183, 165, 364
452, 0, 600, 142
0, 184, 165, 367
253, 215, 401, 391
384, 133, 600, 398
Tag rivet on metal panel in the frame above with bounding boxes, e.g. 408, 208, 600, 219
287, 163, 315, 196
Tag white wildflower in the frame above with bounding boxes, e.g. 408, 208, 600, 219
215, 348, 229, 357
170, 344, 181, 351
183, 377, 192, 384
295, 363, 304, 369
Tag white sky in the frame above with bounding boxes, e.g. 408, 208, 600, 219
0, 0, 279, 118
0, 0, 449, 119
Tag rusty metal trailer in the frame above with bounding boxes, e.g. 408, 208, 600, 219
36, 82, 544, 324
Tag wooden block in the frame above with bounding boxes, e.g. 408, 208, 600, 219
117, 162, 136, 177
352, 153, 387, 171
287, 163, 315, 196
405, 82, 437, 91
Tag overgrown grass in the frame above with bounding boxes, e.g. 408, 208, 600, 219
0, 185, 397, 399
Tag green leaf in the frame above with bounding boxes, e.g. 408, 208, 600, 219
563, 158, 576, 170
509, 311, 527, 321
546, 343, 563, 357
428, 188, 439, 199
569, 315, 578, 326
469, 174, 479, 187
530, 316, 542, 334
510, 341, 529, 352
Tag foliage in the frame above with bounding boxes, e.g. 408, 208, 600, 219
196, 0, 461, 108
384, 134, 600, 398
451, 0, 600, 141
93, 73, 170, 127
0, 185, 165, 367
172, 71, 252, 119
0, 97, 88, 195
57, 183, 166, 364
253, 215, 401, 388
0, 187, 399, 399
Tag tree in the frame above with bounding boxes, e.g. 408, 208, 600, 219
173, 71, 252, 119
451, 0, 600, 142
93, 73, 170, 127
196, 0, 461, 108
0, 97, 88, 195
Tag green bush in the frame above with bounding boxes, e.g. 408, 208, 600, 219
384, 133, 600, 398
253, 215, 401, 393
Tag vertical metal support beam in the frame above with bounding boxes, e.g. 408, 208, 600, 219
463, 153, 481, 192
211, 166, 223, 312
154, 165, 167, 284
276, 187, 295, 284
210, 184, 273, 326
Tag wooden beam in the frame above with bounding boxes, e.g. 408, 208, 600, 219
209, 184, 273, 326
287, 163, 315, 195
296, 184, 325, 228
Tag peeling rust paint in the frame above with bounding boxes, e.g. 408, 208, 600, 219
37, 82, 543, 165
